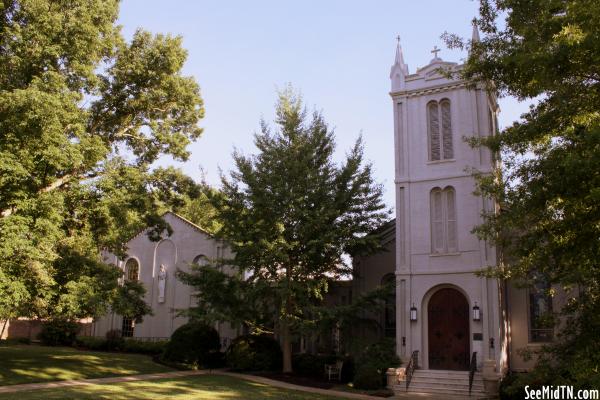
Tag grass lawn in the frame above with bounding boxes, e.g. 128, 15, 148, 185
0, 374, 343, 399
0, 345, 172, 386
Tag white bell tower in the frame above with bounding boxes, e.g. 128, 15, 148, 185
390, 32, 505, 373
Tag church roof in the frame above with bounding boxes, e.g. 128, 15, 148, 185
165, 211, 214, 237
124, 210, 215, 245
375, 218, 395, 246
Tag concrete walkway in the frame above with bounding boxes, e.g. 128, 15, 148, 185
0, 369, 473, 399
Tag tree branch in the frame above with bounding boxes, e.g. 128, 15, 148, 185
1, 173, 81, 218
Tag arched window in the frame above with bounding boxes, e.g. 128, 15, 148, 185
124, 258, 139, 281
193, 255, 209, 267
430, 186, 458, 253
427, 100, 453, 161
382, 274, 396, 338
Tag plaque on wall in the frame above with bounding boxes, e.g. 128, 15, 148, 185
473, 333, 483, 341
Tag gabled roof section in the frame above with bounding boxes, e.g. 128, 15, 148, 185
415, 59, 459, 80
377, 218, 396, 246
164, 211, 214, 237
125, 211, 215, 245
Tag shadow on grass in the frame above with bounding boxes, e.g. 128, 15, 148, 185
0, 375, 340, 400
0, 345, 172, 386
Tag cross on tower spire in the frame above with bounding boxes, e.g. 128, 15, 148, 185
431, 46, 441, 59
390, 34, 409, 90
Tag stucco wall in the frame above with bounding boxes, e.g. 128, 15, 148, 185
93, 213, 237, 345
507, 283, 568, 372
352, 236, 396, 344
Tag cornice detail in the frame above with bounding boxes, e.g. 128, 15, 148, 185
390, 81, 467, 98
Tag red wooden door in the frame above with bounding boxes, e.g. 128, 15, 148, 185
428, 288, 470, 370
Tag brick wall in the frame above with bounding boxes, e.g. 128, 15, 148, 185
1, 318, 93, 340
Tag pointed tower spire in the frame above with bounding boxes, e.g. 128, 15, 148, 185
390, 35, 409, 91
470, 19, 481, 59
471, 19, 480, 43
393, 35, 409, 75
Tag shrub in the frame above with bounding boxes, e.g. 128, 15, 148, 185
292, 353, 354, 381
122, 338, 167, 355
293, 353, 328, 377
357, 339, 401, 388
499, 372, 528, 400
340, 355, 355, 383
75, 336, 109, 351
353, 362, 383, 390
105, 329, 124, 350
204, 350, 226, 369
0, 337, 31, 346
226, 334, 282, 371
39, 319, 80, 346
75, 336, 168, 355
162, 322, 221, 367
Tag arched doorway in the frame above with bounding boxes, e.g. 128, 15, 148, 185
427, 288, 469, 370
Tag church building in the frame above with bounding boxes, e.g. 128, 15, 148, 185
88, 26, 557, 396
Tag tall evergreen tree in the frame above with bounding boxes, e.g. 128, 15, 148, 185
445, 0, 600, 388
179, 88, 388, 372
0, 1, 204, 323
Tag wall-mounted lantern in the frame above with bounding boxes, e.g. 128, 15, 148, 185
410, 304, 418, 322
473, 302, 481, 321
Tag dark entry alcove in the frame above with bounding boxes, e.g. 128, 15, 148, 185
428, 288, 470, 370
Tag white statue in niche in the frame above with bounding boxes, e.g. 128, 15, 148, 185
158, 265, 167, 303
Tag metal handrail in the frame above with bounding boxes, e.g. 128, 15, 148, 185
406, 350, 419, 390
469, 351, 477, 395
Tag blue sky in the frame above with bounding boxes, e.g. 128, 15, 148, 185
118, 0, 529, 210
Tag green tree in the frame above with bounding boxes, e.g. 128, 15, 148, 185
176, 185, 224, 235
0, 1, 204, 323
445, 0, 600, 388
178, 88, 388, 372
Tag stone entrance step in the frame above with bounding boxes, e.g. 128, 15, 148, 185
392, 369, 487, 398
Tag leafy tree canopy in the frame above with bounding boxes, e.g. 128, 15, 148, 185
445, 0, 600, 388
178, 87, 389, 372
0, 0, 205, 322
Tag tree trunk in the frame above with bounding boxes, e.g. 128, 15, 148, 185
0, 319, 8, 339
281, 319, 293, 373
281, 264, 294, 373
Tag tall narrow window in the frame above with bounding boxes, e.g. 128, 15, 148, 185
122, 317, 134, 337
122, 259, 139, 337
428, 101, 440, 160
529, 280, 554, 342
428, 100, 453, 161
125, 258, 139, 281
430, 186, 458, 253
445, 188, 457, 252
431, 189, 445, 253
440, 100, 453, 159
